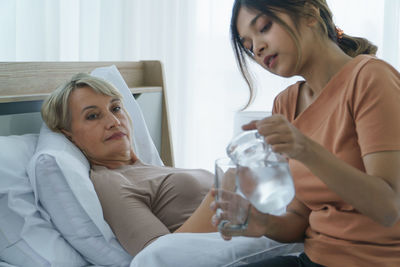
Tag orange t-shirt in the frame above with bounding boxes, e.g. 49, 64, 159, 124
273, 55, 400, 266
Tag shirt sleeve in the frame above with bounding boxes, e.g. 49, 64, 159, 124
90, 169, 170, 257
352, 59, 400, 156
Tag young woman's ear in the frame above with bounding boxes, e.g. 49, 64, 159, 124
304, 2, 320, 26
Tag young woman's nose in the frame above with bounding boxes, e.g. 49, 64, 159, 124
253, 37, 267, 57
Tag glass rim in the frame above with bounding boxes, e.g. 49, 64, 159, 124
215, 156, 235, 165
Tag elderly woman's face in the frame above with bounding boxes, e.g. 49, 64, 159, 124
63, 86, 134, 166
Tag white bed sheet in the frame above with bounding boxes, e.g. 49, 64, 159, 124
1, 233, 303, 267
0, 263, 100, 267
0, 263, 104, 267
131, 232, 304, 267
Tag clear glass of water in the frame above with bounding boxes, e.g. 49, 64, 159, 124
227, 130, 295, 215
214, 157, 251, 232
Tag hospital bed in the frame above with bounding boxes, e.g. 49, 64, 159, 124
0, 61, 303, 267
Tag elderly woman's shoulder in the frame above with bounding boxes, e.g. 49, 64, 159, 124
90, 164, 131, 188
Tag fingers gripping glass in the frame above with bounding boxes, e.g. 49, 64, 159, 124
214, 157, 251, 232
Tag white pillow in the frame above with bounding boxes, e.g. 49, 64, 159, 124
0, 134, 88, 267
0, 261, 18, 267
91, 65, 163, 166
31, 151, 132, 266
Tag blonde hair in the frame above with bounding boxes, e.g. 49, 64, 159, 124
41, 73, 126, 132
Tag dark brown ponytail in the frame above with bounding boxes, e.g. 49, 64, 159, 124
313, 0, 377, 56
338, 34, 377, 57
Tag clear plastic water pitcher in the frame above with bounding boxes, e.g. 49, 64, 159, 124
226, 130, 295, 215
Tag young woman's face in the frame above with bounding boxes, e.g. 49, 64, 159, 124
64, 86, 133, 164
236, 7, 307, 77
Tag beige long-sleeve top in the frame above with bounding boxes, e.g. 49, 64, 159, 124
90, 160, 213, 256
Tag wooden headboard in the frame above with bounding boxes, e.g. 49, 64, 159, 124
0, 61, 174, 167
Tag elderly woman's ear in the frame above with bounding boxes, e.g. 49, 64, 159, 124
61, 129, 74, 142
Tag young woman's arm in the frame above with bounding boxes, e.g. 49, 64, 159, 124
301, 140, 400, 227
258, 115, 400, 227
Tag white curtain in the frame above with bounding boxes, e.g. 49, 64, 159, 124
1, 0, 399, 171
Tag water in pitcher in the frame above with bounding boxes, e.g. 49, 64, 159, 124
237, 160, 294, 215
227, 130, 295, 215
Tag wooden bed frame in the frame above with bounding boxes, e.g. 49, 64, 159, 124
0, 61, 174, 167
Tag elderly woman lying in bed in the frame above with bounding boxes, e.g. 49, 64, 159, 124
41, 73, 216, 256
